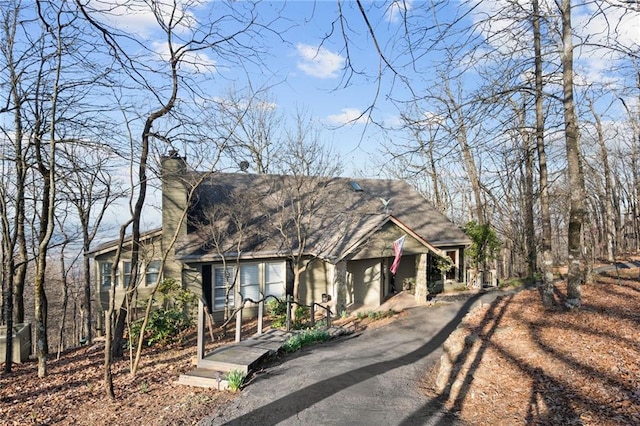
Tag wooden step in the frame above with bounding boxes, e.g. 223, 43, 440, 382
177, 368, 230, 390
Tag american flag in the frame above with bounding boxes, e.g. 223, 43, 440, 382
390, 235, 406, 275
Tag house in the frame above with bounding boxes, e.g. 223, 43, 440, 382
90, 152, 471, 333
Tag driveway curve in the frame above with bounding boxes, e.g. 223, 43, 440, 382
199, 294, 490, 426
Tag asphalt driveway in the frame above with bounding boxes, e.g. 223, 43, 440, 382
199, 294, 491, 426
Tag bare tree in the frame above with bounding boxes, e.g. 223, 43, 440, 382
559, 0, 586, 308
0, 0, 31, 373
76, 0, 280, 398
58, 143, 121, 345
268, 111, 343, 320
531, 0, 556, 308
213, 87, 283, 174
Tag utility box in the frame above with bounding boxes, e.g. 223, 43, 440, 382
0, 323, 32, 363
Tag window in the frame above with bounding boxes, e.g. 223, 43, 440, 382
123, 262, 132, 288
145, 260, 161, 286
214, 266, 235, 310
211, 261, 286, 311
240, 265, 260, 301
100, 262, 112, 287
265, 262, 285, 298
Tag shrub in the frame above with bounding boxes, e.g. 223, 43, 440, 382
267, 298, 287, 328
266, 297, 311, 329
129, 279, 195, 347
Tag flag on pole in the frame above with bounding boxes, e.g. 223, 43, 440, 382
390, 235, 406, 275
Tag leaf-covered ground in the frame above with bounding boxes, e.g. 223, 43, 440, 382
2, 269, 639, 425
424, 267, 640, 425
0, 324, 243, 425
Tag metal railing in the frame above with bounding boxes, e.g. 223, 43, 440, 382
223, 294, 333, 343
284, 295, 333, 331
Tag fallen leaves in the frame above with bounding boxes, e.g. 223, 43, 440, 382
427, 267, 640, 425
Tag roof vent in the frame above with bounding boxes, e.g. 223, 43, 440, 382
350, 181, 363, 192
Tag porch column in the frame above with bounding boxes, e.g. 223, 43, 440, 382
415, 253, 428, 303
334, 261, 347, 315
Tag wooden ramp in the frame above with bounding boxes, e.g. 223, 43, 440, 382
178, 327, 353, 389
179, 329, 293, 388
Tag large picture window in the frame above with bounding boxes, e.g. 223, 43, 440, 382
214, 266, 235, 310
240, 264, 260, 301
265, 262, 285, 298
211, 261, 285, 311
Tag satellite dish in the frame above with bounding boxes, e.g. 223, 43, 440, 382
239, 160, 250, 172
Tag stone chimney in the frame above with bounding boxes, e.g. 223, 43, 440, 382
161, 150, 187, 283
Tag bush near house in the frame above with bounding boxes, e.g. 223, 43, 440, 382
129, 279, 196, 347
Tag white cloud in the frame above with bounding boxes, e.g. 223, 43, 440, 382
151, 41, 217, 73
296, 43, 344, 79
385, 0, 413, 23
327, 108, 368, 125
86, 0, 205, 37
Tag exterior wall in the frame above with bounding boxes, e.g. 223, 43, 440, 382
94, 235, 164, 319
347, 258, 382, 307
299, 260, 333, 305
392, 254, 417, 292
351, 221, 428, 261
182, 264, 202, 315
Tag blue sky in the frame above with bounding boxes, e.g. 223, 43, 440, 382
76, 0, 639, 230
87, 0, 441, 176
3, 1, 638, 234
84, 1, 640, 177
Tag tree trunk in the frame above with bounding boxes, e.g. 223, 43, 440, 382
443, 81, 484, 225
561, 0, 585, 308
522, 121, 536, 280
533, 0, 555, 308
82, 246, 92, 344
2, 255, 14, 373
590, 102, 615, 262
57, 249, 69, 359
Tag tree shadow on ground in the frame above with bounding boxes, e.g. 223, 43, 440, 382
406, 276, 640, 425
217, 295, 484, 425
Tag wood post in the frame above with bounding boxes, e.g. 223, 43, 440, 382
286, 295, 292, 332
235, 308, 242, 343
257, 295, 264, 336
197, 299, 204, 362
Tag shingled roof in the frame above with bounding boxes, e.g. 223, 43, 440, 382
174, 173, 470, 263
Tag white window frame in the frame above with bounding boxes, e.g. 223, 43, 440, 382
211, 261, 286, 311
213, 266, 236, 310
264, 261, 286, 299
123, 261, 132, 288
145, 260, 161, 286
240, 264, 260, 302
100, 262, 112, 288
